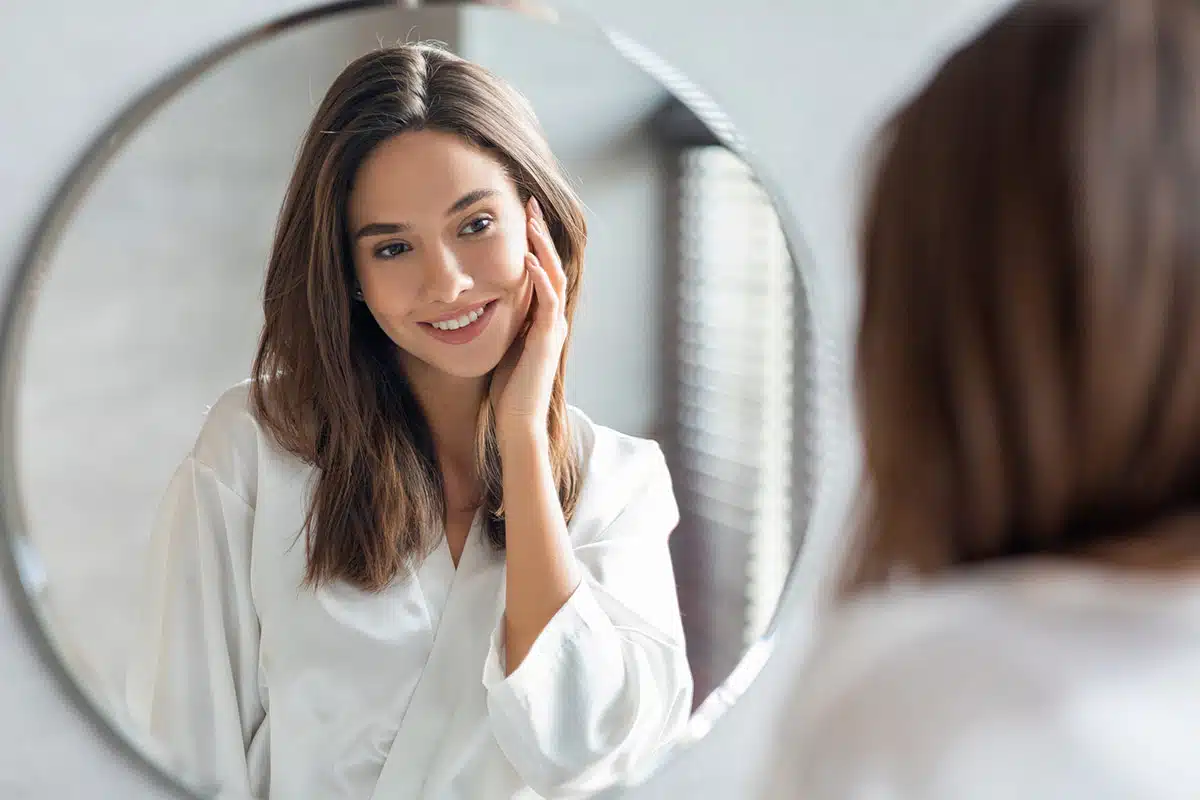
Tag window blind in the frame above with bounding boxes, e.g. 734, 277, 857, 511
670, 146, 798, 695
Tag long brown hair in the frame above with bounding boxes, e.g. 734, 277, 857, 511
848, 0, 1200, 590
251, 43, 585, 591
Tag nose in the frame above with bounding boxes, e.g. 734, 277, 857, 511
419, 244, 473, 303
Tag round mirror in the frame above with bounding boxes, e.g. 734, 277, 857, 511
2, 1, 817, 797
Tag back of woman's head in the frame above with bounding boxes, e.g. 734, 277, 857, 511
850, 0, 1200, 589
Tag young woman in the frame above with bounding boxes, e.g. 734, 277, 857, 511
126, 43, 692, 800
764, 0, 1200, 797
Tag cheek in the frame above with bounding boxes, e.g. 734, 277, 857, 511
470, 228, 528, 286
356, 265, 421, 314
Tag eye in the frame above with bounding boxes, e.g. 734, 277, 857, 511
373, 241, 412, 259
461, 215, 493, 236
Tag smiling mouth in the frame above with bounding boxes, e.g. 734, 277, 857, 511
424, 301, 493, 332
418, 300, 498, 344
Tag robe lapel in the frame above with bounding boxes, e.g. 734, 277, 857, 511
370, 512, 503, 799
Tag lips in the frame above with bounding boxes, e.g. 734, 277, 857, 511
425, 300, 493, 330
419, 300, 497, 345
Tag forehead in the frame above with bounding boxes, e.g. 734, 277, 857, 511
348, 129, 515, 222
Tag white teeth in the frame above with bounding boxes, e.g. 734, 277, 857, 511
431, 306, 484, 332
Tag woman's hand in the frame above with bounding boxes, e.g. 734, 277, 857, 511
490, 196, 568, 444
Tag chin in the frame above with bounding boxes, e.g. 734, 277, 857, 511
401, 337, 510, 381
427, 357, 502, 380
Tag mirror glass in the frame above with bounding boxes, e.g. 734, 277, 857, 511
10, 2, 812, 796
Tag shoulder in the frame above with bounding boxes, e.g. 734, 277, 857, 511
800, 563, 1200, 706
763, 580, 1027, 796
785, 579, 1011, 727
566, 406, 676, 538
767, 565, 1200, 796
186, 380, 271, 505
567, 405, 668, 483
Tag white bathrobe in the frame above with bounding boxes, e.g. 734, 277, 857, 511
759, 562, 1200, 799
125, 382, 693, 800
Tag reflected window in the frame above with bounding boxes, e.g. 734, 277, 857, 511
654, 102, 799, 704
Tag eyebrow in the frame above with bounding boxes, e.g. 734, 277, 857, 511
353, 188, 500, 241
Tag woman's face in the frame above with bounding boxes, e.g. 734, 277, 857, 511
347, 129, 533, 380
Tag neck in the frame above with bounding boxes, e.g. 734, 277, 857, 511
401, 354, 487, 484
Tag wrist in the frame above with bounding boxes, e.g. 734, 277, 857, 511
496, 417, 550, 456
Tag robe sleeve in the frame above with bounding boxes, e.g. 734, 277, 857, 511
125, 455, 266, 800
481, 443, 693, 797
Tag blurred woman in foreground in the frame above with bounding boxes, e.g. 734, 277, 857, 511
765, 0, 1200, 796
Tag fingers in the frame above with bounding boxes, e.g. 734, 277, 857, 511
527, 197, 568, 304
525, 252, 559, 322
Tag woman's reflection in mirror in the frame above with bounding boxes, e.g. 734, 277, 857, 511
124, 42, 692, 800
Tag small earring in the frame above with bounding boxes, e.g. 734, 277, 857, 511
353, 286, 365, 302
